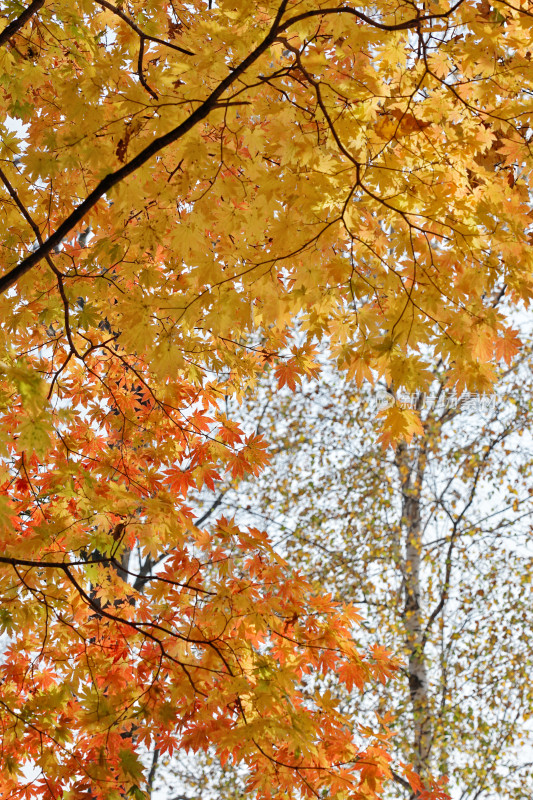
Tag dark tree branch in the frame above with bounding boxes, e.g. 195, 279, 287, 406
0, 0, 44, 48
133, 554, 156, 592
146, 747, 159, 798
0, 554, 112, 568
277, 0, 467, 34
94, 0, 194, 57
0, 0, 289, 293
132, 491, 227, 592
0, 551, 217, 601
0, 0, 469, 294
391, 769, 413, 792
96, 0, 195, 100
137, 35, 158, 100
195, 490, 226, 527
0, 166, 42, 242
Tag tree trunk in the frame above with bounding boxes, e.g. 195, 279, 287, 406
396, 441, 432, 780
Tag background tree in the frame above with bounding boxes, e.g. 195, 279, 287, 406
175, 333, 533, 800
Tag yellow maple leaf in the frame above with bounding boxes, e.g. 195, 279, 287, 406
377, 405, 424, 449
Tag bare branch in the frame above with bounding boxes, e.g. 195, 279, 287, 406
146, 748, 159, 798
195, 490, 226, 527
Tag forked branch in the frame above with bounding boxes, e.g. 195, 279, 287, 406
0, 0, 468, 294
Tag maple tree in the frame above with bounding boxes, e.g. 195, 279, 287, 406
1, 0, 533, 797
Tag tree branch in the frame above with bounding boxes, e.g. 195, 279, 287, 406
0, 554, 112, 568
146, 747, 159, 798
277, 0, 467, 34
391, 769, 413, 792
95, 0, 195, 100
0, 166, 81, 357
0, 0, 44, 48
94, 0, 194, 57
0, 0, 471, 295
195, 490, 226, 527
0, 0, 289, 294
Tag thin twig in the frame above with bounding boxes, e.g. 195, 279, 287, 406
95, 0, 194, 56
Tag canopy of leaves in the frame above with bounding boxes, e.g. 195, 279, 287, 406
1, 0, 533, 798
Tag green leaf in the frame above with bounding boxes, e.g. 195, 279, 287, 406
128, 786, 147, 800
119, 748, 144, 782
17, 417, 52, 457
0, 608, 14, 634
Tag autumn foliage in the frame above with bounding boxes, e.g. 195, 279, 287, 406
1, 0, 533, 797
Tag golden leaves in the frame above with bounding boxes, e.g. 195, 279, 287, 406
2, 0, 533, 796
377, 405, 424, 449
